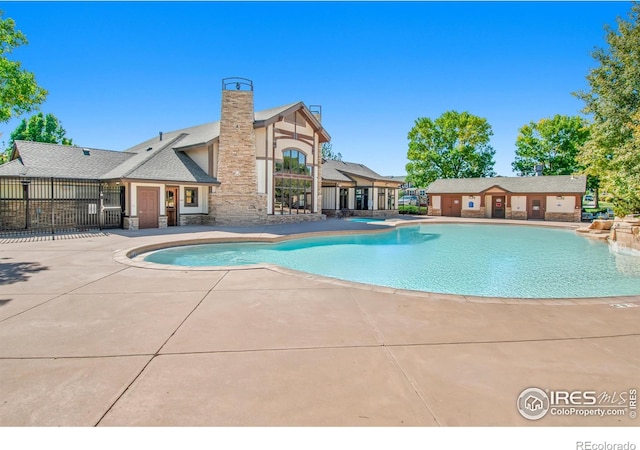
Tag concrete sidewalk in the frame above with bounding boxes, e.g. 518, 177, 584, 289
0, 218, 638, 426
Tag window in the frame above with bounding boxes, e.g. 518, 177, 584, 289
275, 150, 311, 176
339, 188, 349, 209
274, 149, 313, 215
184, 188, 198, 207
355, 188, 369, 210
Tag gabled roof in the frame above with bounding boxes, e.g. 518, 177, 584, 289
124, 122, 220, 154
1, 140, 219, 185
125, 102, 330, 154
101, 133, 219, 184
0, 141, 133, 179
322, 160, 401, 184
426, 175, 587, 194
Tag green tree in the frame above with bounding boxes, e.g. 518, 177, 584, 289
512, 115, 590, 176
6, 112, 73, 151
574, 3, 640, 215
406, 110, 496, 188
321, 142, 342, 161
0, 11, 48, 123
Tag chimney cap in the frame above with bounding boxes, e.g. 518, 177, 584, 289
222, 77, 253, 91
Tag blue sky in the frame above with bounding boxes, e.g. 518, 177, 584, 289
0, 1, 633, 177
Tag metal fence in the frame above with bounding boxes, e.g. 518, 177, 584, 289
0, 177, 123, 237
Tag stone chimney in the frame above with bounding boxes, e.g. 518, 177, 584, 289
208, 78, 267, 225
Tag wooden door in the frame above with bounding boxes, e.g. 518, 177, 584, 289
529, 196, 544, 220
165, 187, 179, 226
442, 195, 462, 217
137, 187, 159, 229
492, 196, 505, 218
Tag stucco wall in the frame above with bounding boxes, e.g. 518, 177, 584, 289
184, 146, 209, 174
545, 195, 576, 213
462, 195, 481, 211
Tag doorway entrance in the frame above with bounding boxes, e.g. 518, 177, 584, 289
528, 196, 545, 220
492, 196, 505, 219
441, 195, 462, 217
166, 186, 179, 226
137, 187, 159, 229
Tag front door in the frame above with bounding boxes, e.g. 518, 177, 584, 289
165, 187, 179, 226
529, 196, 544, 220
137, 187, 159, 229
442, 196, 462, 217
492, 196, 505, 219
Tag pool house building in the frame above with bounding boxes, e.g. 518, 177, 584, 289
426, 175, 587, 222
0, 78, 332, 234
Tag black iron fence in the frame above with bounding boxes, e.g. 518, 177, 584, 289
0, 177, 123, 237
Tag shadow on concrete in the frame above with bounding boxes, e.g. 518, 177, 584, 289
0, 261, 48, 285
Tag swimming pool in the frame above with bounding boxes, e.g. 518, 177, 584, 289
346, 217, 386, 223
142, 224, 640, 298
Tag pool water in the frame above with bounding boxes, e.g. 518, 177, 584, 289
143, 224, 640, 298
346, 217, 386, 223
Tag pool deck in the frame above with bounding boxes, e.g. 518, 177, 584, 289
0, 216, 639, 426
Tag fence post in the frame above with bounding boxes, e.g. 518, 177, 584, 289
51, 177, 55, 239
99, 183, 103, 231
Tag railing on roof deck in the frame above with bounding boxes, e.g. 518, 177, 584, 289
222, 77, 253, 91
309, 105, 322, 122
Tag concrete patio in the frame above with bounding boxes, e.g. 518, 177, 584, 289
0, 217, 638, 426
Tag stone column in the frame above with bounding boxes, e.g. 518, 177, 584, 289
208, 80, 267, 226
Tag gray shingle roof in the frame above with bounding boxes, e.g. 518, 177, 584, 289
322, 160, 401, 184
426, 175, 587, 194
0, 141, 133, 179
110, 134, 218, 183
0, 102, 328, 185
124, 102, 324, 154
1, 140, 219, 184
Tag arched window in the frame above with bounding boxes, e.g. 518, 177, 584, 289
275, 149, 311, 176
274, 149, 313, 215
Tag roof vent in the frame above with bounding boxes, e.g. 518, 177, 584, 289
82, 148, 90, 156
146, 147, 153, 152
534, 164, 544, 176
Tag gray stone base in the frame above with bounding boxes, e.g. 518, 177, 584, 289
208, 193, 268, 226
545, 211, 581, 222
159, 216, 168, 228
266, 213, 325, 224
123, 216, 139, 231
179, 214, 206, 226
461, 209, 485, 219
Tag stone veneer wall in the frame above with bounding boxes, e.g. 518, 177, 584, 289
350, 209, 399, 218
266, 213, 325, 224
208, 193, 268, 226
511, 211, 527, 220
210, 87, 267, 226
461, 208, 485, 219
427, 207, 442, 216
545, 211, 581, 222
179, 214, 206, 226
123, 216, 139, 230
